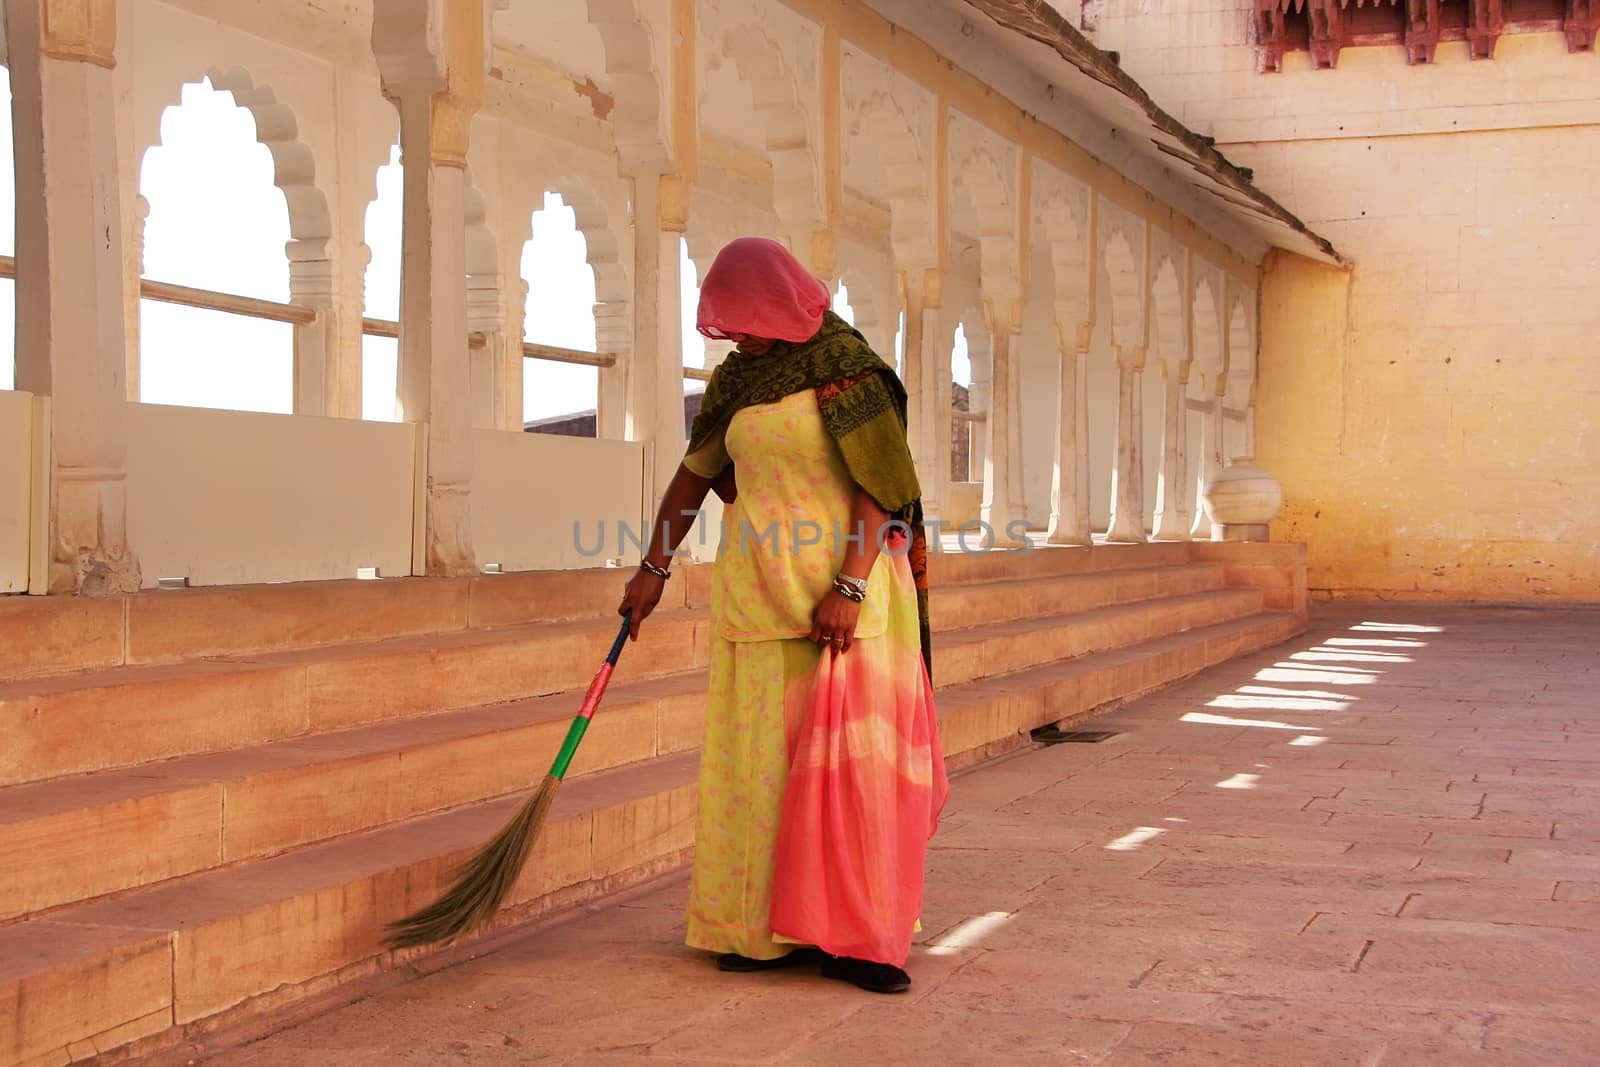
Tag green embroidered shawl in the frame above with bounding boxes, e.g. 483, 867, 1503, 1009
686, 311, 932, 679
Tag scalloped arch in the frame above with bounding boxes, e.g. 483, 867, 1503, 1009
1150, 256, 1184, 367
142, 67, 332, 245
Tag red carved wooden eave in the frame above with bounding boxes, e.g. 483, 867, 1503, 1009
1255, 0, 1596, 70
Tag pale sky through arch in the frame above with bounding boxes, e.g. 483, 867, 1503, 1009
0, 77, 936, 417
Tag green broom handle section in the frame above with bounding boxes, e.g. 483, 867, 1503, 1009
549, 613, 633, 782
549, 716, 592, 781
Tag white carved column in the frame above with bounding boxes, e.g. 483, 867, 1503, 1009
288, 239, 339, 416
125, 194, 149, 402
10, 0, 141, 593
1189, 391, 1224, 539
466, 272, 510, 430
979, 304, 1026, 548
1151, 359, 1190, 541
373, 0, 486, 576
1106, 346, 1148, 542
1046, 323, 1092, 545
627, 173, 689, 510
902, 268, 946, 522
594, 290, 628, 439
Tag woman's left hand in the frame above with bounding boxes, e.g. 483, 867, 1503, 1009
810, 589, 862, 655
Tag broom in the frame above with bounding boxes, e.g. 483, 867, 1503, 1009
383, 612, 633, 950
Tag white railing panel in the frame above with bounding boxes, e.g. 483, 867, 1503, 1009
127, 404, 417, 587
0, 391, 34, 593
473, 429, 645, 572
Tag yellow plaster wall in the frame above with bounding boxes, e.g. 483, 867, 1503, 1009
0, 391, 34, 593
1096, 8, 1600, 601
126, 404, 417, 587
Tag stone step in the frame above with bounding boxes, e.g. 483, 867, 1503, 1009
0, 569, 648, 682
935, 610, 1306, 764
0, 576, 1260, 915
0, 556, 1238, 786
0, 608, 1304, 1067
930, 539, 1193, 585
935, 562, 1226, 630
935, 587, 1267, 687
0, 671, 706, 922
0, 543, 1198, 683
0, 609, 711, 787
0, 752, 702, 1067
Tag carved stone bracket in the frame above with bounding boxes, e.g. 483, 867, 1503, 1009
1569, 0, 1600, 52
1255, 0, 1592, 68
1404, 0, 1441, 64
1308, 0, 1342, 69
1467, 0, 1504, 59
1254, 0, 1288, 74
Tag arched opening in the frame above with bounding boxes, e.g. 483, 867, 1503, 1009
681, 237, 714, 433
893, 309, 905, 378
951, 322, 974, 483
1146, 257, 1184, 533
1019, 240, 1060, 525
1189, 278, 1224, 536
521, 191, 600, 436
139, 77, 293, 413
832, 281, 856, 326
362, 143, 402, 422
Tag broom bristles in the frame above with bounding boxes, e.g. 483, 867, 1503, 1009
383, 773, 562, 950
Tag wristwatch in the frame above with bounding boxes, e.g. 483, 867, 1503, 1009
834, 573, 868, 596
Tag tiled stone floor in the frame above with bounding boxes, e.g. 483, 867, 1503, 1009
187, 604, 1600, 1065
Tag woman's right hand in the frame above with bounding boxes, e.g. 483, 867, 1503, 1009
618, 568, 668, 640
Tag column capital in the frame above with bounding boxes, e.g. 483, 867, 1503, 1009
809, 229, 838, 282
41, 0, 117, 68
372, 0, 486, 167
658, 173, 691, 233
1071, 319, 1093, 354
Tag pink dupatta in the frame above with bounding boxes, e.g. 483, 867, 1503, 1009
768, 536, 948, 967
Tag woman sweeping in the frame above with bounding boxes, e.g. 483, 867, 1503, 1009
617, 237, 948, 995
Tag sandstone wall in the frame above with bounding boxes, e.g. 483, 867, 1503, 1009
1090, 3, 1600, 601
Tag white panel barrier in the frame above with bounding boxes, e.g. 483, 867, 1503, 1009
127, 404, 417, 587
0, 391, 35, 593
473, 429, 646, 572
943, 482, 983, 531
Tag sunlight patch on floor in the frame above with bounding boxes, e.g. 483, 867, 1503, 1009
1215, 773, 1261, 790
1352, 622, 1445, 634
1257, 665, 1377, 685
1105, 826, 1165, 851
1324, 637, 1427, 648
927, 911, 1013, 956
1208, 693, 1349, 712
1293, 649, 1414, 665
1182, 711, 1319, 731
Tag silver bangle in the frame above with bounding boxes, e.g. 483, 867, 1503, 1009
834, 572, 868, 596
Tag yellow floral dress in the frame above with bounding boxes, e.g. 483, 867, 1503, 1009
681, 388, 940, 962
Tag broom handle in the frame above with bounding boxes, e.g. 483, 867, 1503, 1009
548, 613, 632, 782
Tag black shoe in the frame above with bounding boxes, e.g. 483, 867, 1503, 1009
716, 947, 825, 972
820, 955, 912, 994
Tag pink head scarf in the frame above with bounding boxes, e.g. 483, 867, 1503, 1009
696, 237, 831, 344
